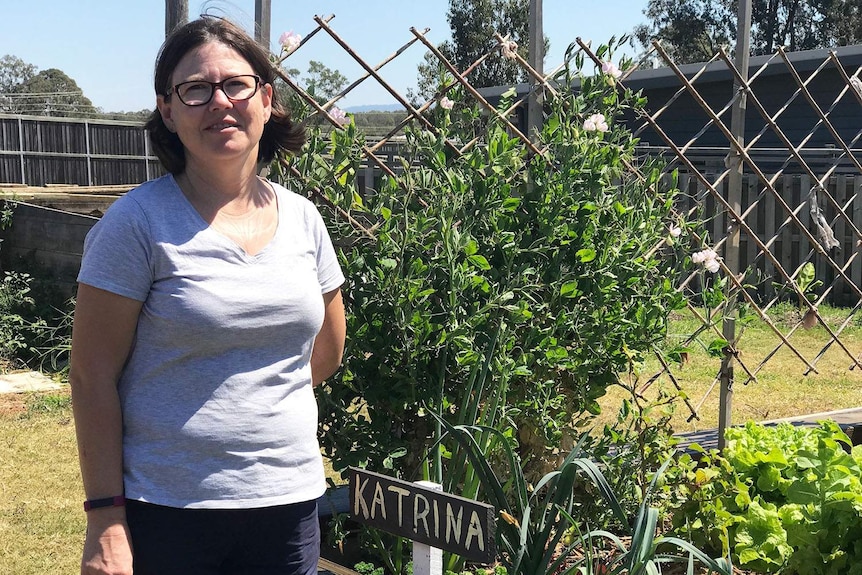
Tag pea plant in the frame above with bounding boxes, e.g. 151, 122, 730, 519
276, 39, 699, 572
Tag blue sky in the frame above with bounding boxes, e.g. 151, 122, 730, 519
3, 0, 649, 113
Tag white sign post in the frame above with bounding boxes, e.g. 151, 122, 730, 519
413, 481, 444, 575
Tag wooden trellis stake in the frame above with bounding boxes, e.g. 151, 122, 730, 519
718, 0, 752, 450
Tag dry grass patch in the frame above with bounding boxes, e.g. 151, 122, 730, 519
0, 387, 84, 575
598, 305, 862, 434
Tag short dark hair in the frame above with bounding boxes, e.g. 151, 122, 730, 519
145, 16, 305, 174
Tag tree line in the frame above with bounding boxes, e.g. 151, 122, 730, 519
3, 1, 860, 120
635, 0, 862, 65
0, 54, 147, 120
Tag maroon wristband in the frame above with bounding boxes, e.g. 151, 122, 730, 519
83, 495, 126, 512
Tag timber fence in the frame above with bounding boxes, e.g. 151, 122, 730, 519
0, 113, 163, 186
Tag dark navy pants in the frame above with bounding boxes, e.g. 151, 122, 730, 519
126, 499, 320, 575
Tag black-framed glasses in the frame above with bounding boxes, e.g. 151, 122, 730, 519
167, 74, 262, 106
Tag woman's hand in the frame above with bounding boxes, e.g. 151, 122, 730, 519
81, 510, 133, 575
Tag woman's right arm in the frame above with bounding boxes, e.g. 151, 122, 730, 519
70, 283, 144, 575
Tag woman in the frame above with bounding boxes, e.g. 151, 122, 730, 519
70, 16, 346, 575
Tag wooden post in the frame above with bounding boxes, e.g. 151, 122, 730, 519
255, 0, 272, 48
165, 0, 188, 36
527, 0, 543, 141
718, 0, 751, 450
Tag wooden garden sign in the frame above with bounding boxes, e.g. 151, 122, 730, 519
348, 467, 497, 563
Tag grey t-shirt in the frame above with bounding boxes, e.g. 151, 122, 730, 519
78, 174, 345, 509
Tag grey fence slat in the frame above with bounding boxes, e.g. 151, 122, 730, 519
780, 175, 794, 280
799, 175, 811, 279
854, 176, 862, 294
745, 175, 758, 270
836, 175, 849, 301
708, 175, 720, 246
764, 175, 776, 300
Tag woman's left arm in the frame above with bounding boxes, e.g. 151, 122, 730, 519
311, 288, 346, 386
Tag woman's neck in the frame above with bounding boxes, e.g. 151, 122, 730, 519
176, 167, 279, 256
180, 162, 268, 217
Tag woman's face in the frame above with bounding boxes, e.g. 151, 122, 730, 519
156, 41, 272, 170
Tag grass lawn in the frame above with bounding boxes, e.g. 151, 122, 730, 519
598, 303, 862, 433
0, 393, 84, 575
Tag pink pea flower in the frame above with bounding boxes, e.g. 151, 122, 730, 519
279, 31, 301, 54
602, 61, 622, 79
329, 106, 350, 127
692, 248, 721, 273
583, 113, 609, 132
439, 96, 454, 110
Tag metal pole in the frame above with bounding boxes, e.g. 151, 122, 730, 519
165, 0, 188, 36
718, 0, 751, 450
255, 0, 272, 48
527, 0, 543, 141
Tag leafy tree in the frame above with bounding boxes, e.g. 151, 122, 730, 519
274, 60, 346, 120
825, 0, 862, 46
413, 0, 545, 100
7, 68, 96, 117
635, 0, 862, 65
0, 54, 36, 94
0, 54, 37, 113
633, 0, 734, 65
303, 60, 348, 104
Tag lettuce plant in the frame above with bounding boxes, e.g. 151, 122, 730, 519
671, 421, 862, 574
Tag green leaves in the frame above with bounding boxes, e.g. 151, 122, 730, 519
672, 421, 862, 574
734, 500, 793, 571
576, 248, 597, 263
284, 32, 697, 575
467, 254, 491, 271
706, 338, 729, 358
560, 281, 582, 299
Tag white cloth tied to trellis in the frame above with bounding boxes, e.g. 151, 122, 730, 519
808, 185, 840, 252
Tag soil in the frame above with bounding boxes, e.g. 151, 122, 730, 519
0, 392, 26, 416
